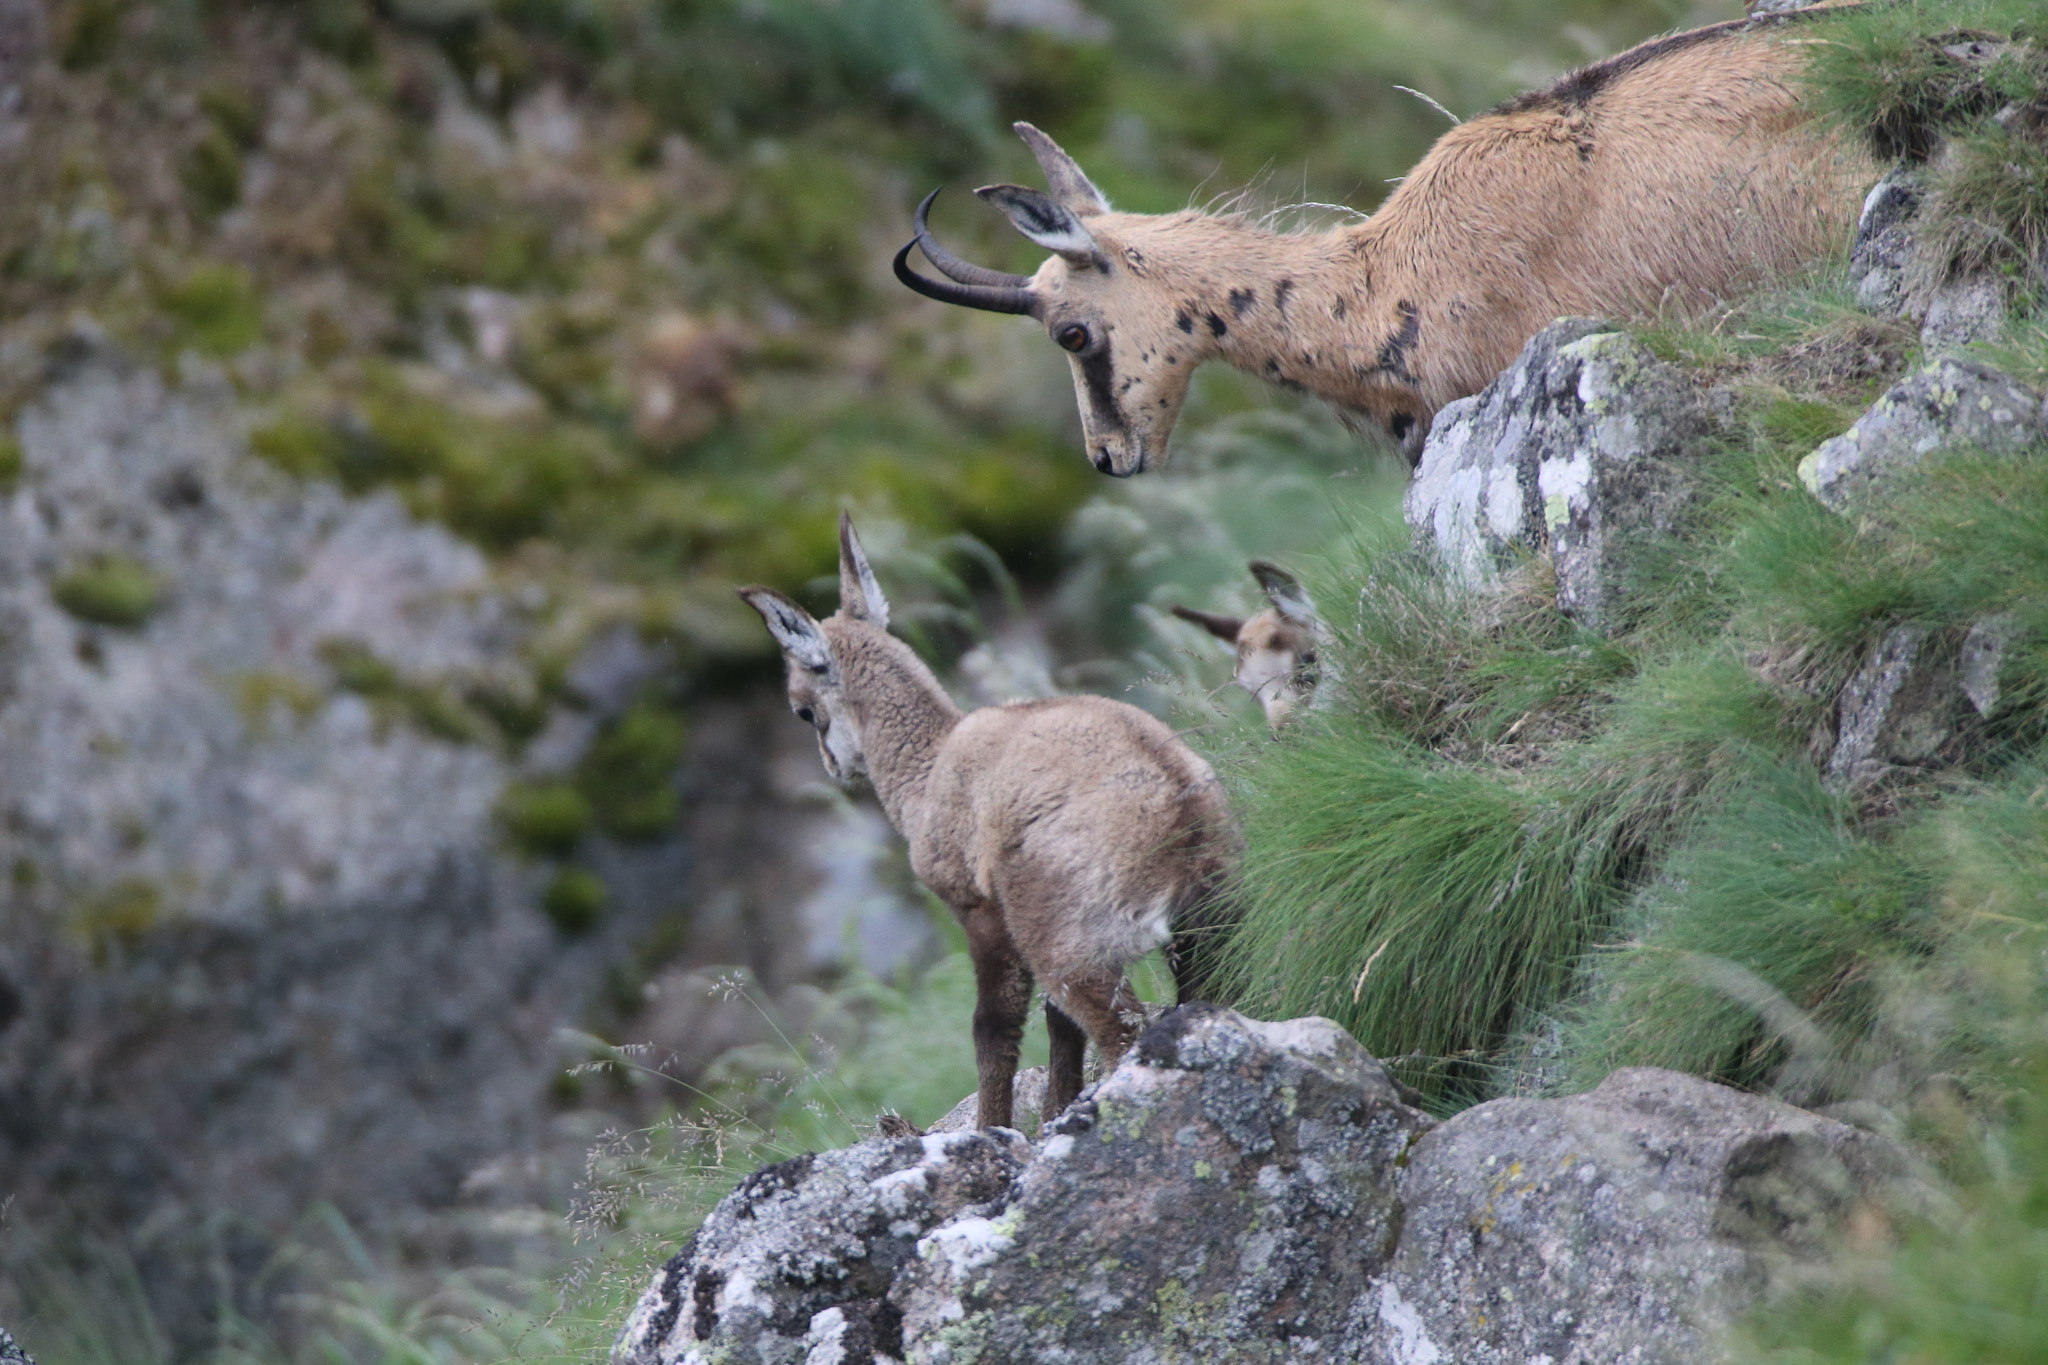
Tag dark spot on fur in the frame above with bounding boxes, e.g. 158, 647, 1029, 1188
1274, 279, 1295, 314
1264, 358, 1281, 374
1205, 312, 1227, 338
692, 1267, 725, 1339
1175, 311, 1194, 335
1229, 287, 1256, 317
1332, 295, 1348, 320
1390, 413, 1415, 442
1375, 300, 1421, 382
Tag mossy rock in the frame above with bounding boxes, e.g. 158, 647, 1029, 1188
577, 703, 686, 840
53, 556, 160, 628
499, 781, 593, 856
542, 866, 608, 935
71, 877, 163, 962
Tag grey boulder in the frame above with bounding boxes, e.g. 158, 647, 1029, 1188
891, 1006, 1431, 1364
1797, 357, 2045, 512
1406, 318, 1713, 632
1350, 1067, 1912, 1365
613, 1128, 1031, 1365
618, 1009, 1911, 1365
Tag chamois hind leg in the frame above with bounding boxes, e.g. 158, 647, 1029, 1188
1046, 968, 1142, 1095
1044, 999, 1088, 1121
964, 911, 1033, 1130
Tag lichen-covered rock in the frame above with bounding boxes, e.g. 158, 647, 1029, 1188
614, 1129, 1030, 1365
620, 1019, 1918, 1365
1406, 318, 1713, 632
891, 1006, 1434, 1364
1796, 357, 2046, 512
0, 1326, 34, 1365
1349, 1068, 1909, 1365
1848, 169, 1924, 316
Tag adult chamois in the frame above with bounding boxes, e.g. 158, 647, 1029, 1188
740, 515, 1239, 1130
896, 9, 1874, 473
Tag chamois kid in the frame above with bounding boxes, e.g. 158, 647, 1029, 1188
739, 515, 1238, 1130
897, 10, 1874, 473
1173, 561, 1323, 730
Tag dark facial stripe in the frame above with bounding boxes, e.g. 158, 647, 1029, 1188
1076, 335, 1127, 436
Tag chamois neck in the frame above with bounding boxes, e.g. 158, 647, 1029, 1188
828, 619, 963, 831
1140, 219, 1391, 410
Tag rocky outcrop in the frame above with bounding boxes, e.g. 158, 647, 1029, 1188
1797, 357, 2047, 512
0, 1326, 33, 1365
1405, 318, 1714, 632
616, 1007, 1909, 1365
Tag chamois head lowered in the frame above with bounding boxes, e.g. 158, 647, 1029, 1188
1173, 561, 1322, 729
896, 123, 1228, 477
899, 17, 1872, 474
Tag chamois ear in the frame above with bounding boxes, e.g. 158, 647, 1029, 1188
1171, 604, 1246, 644
1249, 560, 1318, 630
837, 512, 890, 628
976, 185, 1102, 267
1013, 122, 1110, 217
737, 586, 834, 676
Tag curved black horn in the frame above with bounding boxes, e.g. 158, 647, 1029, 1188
913, 189, 1033, 289
894, 190, 1040, 316
894, 241, 1039, 316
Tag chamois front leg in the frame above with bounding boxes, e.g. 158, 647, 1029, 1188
964, 911, 1033, 1130
1044, 999, 1088, 1121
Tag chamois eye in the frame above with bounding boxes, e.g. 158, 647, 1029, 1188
795, 706, 815, 725
1300, 651, 1317, 666
1055, 323, 1090, 353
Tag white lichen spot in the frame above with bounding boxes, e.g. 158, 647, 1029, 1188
919, 1213, 1017, 1277
871, 1164, 930, 1216
1041, 1133, 1075, 1162
1379, 1282, 1444, 1365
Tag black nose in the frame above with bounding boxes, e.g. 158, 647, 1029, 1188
1092, 448, 1114, 474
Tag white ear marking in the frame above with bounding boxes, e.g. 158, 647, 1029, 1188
838, 513, 890, 628
1249, 560, 1318, 630
976, 185, 1102, 265
1013, 122, 1111, 216
737, 586, 834, 675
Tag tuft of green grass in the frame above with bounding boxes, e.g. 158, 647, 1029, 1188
1221, 719, 1627, 1105
1802, 0, 2048, 163
52, 555, 159, 628
156, 263, 264, 357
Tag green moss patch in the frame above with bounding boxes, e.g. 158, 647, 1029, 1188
53, 555, 160, 628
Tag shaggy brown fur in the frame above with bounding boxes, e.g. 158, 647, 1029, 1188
901, 10, 1876, 473
740, 515, 1239, 1130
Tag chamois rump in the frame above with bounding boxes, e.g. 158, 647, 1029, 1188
897, 10, 1875, 474
1172, 561, 1323, 730
739, 515, 1238, 1130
